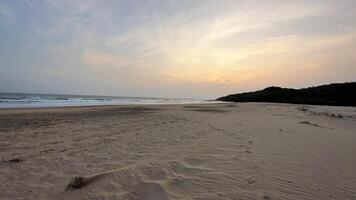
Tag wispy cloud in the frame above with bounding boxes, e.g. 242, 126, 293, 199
0, 0, 15, 23
1, 0, 356, 98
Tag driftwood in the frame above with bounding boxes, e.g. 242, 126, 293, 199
66, 174, 104, 190
66, 176, 88, 189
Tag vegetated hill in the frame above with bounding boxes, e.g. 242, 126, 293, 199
217, 82, 356, 106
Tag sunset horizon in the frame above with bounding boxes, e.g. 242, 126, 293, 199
1, 1, 355, 99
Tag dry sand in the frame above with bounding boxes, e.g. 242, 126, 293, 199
0, 103, 355, 200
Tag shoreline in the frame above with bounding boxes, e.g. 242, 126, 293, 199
1, 101, 355, 112
0, 102, 225, 113
0, 101, 223, 110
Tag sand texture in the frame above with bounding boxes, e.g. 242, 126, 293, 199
0, 103, 356, 200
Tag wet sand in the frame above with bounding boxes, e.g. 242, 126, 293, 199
0, 103, 356, 200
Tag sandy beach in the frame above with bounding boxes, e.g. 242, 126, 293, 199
0, 103, 356, 200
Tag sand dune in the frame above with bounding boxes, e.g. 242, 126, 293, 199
1, 103, 356, 200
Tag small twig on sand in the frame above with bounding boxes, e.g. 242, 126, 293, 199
66, 176, 87, 190
2, 158, 22, 163
66, 174, 103, 190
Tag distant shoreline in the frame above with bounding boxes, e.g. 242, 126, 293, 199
0, 101, 221, 109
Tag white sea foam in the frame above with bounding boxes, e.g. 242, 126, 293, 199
0, 93, 214, 108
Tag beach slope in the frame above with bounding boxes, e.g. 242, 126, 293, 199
1, 103, 356, 200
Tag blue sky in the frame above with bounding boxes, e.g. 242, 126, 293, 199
1, 0, 356, 98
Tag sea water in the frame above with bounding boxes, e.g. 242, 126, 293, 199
0, 93, 210, 108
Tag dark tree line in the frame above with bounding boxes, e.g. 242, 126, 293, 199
217, 82, 356, 106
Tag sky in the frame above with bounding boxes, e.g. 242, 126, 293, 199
0, 0, 356, 99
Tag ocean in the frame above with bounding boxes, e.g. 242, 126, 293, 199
0, 93, 210, 108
